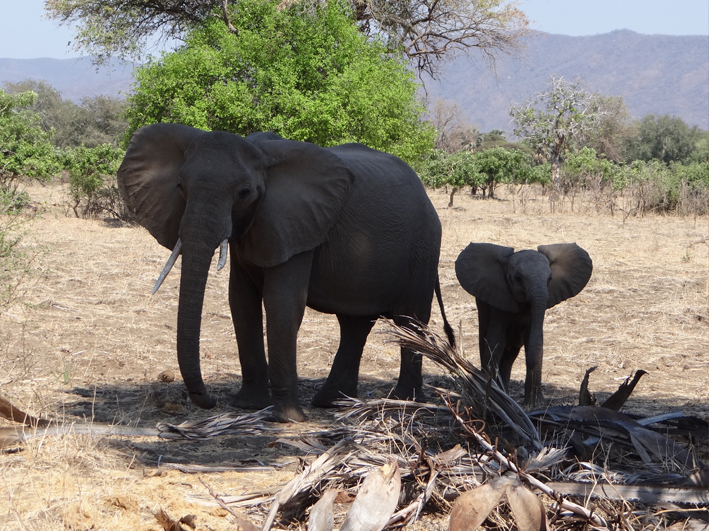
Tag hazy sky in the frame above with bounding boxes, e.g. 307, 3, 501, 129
1, 0, 708, 60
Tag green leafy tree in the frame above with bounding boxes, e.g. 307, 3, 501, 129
46, 0, 528, 76
624, 114, 703, 164
419, 147, 535, 205
4, 80, 128, 148
510, 75, 610, 191
124, 0, 434, 163
474, 146, 531, 198
690, 130, 709, 163
0, 88, 59, 197
419, 150, 480, 206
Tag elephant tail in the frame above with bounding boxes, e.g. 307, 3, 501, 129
435, 276, 456, 349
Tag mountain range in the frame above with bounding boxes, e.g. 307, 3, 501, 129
1, 29, 707, 133
424, 30, 708, 133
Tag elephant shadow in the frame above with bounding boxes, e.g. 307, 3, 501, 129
62, 373, 450, 468
62, 375, 702, 470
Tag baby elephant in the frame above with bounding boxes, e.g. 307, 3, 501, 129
455, 243, 592, 406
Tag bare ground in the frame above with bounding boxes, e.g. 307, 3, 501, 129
1, 182, 708, 530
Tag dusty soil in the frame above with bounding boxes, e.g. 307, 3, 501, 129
1, 182, 708, 530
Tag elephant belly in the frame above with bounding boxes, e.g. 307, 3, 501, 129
306, 198, 439, 317
307, 236, 408, 316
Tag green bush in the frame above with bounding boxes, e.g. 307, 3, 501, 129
63, 144, 127, 219
561, 147, 614, 190
526, 162, 552, 186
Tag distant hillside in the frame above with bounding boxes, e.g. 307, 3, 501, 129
2, 29, 707, 132
0, 56, 133, 102
424, 30, 709, 133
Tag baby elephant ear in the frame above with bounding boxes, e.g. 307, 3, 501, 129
538, 243, 593, 308
118, 123, 204, 250
241, 137, 355, 268
455, 243, 519, 312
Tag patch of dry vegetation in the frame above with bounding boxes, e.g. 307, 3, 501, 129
0, 181, 707, 529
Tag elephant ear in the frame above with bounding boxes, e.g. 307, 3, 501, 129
538, 243, 593, 308
241, 137, 354, 268
455, 243, 519, 312
117, 123, 204, 250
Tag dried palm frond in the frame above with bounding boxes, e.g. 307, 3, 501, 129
261, 439, 355, 530
156, 407, 274, 440
385, 320, 541, 450
333, 397, 450, 422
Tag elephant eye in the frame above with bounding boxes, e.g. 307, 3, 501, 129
237, 187, 251, 200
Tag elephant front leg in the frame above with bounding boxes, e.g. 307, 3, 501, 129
312, 315, 376, 407
480, 305, 509, 390
230, 259, 271, 410
262, 250, 314, 422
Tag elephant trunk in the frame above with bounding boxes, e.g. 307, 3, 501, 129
524, 290, 548, 405
175, 208, 232, 409
177, 245, 217, 408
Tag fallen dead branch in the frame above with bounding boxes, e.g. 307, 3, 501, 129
545, 481, 709, 506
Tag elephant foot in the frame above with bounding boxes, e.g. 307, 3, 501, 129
272, 403, 306, 423
523, 388, 543, 408
189, 391, 217, 409
232, 386, 272, 410
312, 384, 356, 408
390, 384, 426, 402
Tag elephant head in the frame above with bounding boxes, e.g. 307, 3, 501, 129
117, 124, 354, 408
455, 242, 593, 402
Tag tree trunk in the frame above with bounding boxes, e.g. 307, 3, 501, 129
447, 186, 459, 208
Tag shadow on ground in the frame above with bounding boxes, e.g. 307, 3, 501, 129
55, 371, 709, 470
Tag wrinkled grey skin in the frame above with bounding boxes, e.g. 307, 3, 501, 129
118, 124, 453, 422
455, 243, 592, 406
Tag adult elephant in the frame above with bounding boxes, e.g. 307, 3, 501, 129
455, 243, 592, 406
118, 124, 453, 422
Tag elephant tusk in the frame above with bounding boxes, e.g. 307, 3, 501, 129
152, 238, 182, 295
217, 239, 228, 271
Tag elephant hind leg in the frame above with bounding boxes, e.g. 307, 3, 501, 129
390, 313, 430, 402
390, 346, 424, 401
312, 314, 377, 407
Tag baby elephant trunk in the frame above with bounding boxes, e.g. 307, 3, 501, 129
523, 291, 548, 406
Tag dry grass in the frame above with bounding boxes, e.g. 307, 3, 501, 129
0, 181, 707, 530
